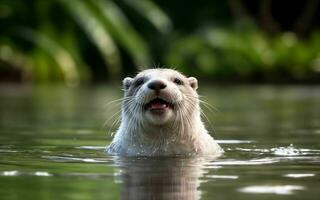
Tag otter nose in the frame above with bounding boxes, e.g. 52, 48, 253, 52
147, 80, 166, 91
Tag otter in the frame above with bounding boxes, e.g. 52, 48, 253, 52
106, 68, 223, 157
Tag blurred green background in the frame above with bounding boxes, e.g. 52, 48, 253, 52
1, 0, 320, 86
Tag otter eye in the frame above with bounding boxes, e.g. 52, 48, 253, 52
173, 78, 183, 85
135, 77, 145, 86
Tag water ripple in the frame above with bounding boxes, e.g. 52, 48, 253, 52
76, 146, 106, 150
0, 170, 113, 178
213, 158, 277, 166
283, 173, 315, 178
238, 185, 305, 195
1, 170, 19, 176
1, 171, 52, 177
234, 144, 320, 157
217, 140, 253, 144
271, 145, 303, 156
34, 171, 52, 176
42, 155, 108, 163
205, 175, 239, 179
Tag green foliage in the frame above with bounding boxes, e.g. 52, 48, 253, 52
0, 0, 319, 84
0, 0, 171, 85
164, 27, 320, 82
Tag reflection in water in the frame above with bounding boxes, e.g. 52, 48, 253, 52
113, 156, 213, 200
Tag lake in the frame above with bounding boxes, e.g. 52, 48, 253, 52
0, 84, 319, 200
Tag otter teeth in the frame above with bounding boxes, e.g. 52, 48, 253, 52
145, 98, 171, 110
150, 102, 167, 109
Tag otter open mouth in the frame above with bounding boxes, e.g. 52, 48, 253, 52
145, 98, 173, 111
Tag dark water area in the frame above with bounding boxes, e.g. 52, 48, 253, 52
0, 84, 319, 200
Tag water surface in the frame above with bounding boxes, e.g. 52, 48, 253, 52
0, 84, 319, 200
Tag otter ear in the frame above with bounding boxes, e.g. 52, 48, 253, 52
188, 77, 198, 90
123, 77, 133, 90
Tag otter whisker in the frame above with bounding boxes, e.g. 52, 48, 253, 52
199, 100, 219, 113
126, 102, 142, 143
107, 98, 137, 137
104, 97, 134, 131
104, 96, 132, 108
183, 96, 215, 132
105, 109, 122, 135
181, 101, 194, 136
108, 113, 122, 136
185, 94, 219, 112
177, 100, 194, 138
177, 105, 185, 139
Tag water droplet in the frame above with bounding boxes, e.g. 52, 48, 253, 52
271, 145, 302, 156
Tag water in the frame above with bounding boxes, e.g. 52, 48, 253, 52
0, 84, 319, 200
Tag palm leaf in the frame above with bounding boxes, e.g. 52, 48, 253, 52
123, 0, 172, 33
92, 0, 151, 69
60, 0, 122, 78
18, 28, 80, 86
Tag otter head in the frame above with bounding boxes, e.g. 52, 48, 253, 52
122, 69, 199, 126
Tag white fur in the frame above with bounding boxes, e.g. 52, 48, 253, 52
106, 69, 223, 156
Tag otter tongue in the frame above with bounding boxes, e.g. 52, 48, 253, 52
150, 102, 167, 109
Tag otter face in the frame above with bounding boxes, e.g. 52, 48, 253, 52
122, 69, 198, 126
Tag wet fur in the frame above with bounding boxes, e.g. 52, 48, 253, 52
106, 69, 223, 156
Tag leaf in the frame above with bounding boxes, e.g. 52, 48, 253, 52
93, 0, 151, 68
60, 0, 122, 77
123, 0, 172, 34
18, 28, 80, 86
